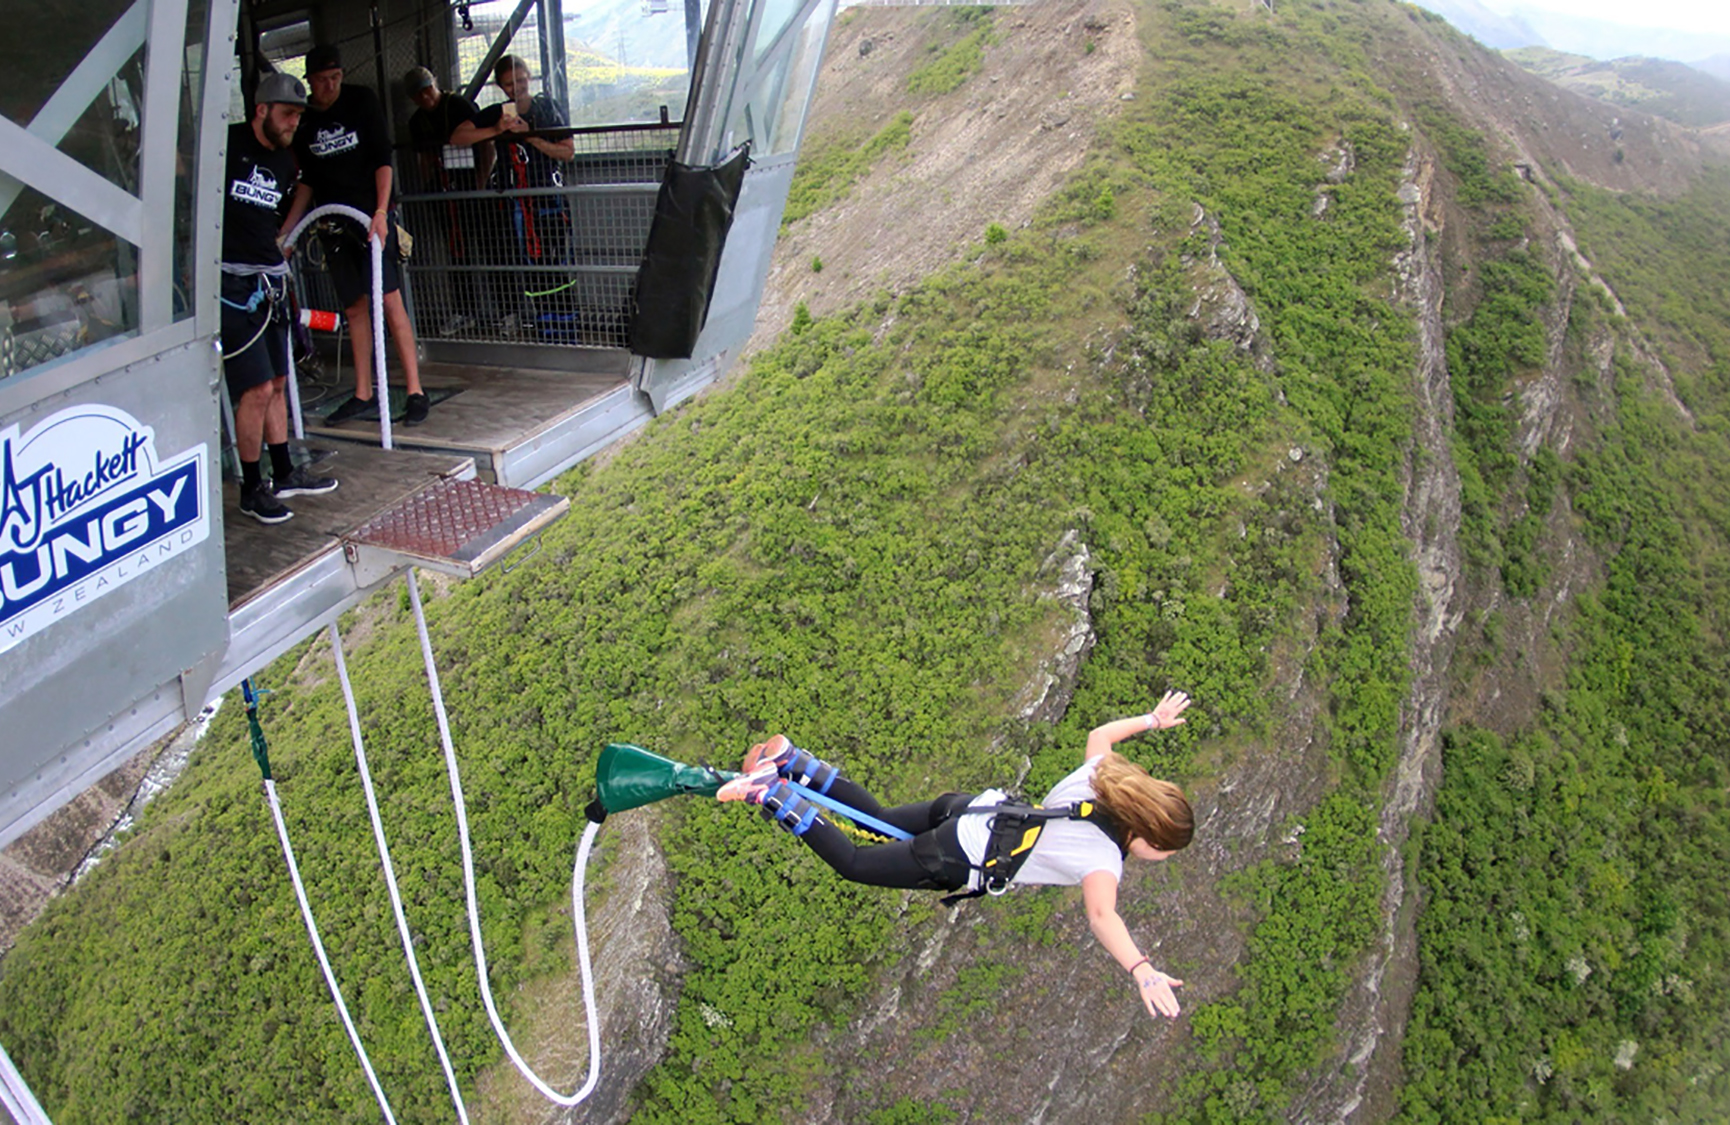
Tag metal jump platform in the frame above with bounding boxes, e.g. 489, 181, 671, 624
2, 0, 844, 855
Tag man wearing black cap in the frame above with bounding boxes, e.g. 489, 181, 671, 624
282, 43, 429, 426
222, 71, 337, 524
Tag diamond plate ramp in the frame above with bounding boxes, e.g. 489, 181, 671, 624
343, 477, 568, 582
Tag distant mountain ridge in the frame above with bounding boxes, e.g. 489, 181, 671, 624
1408, 0, 1545, 49
1505, 46, 1730, 127
1410, 0, 1730, 62
1697, 53, 1730, 82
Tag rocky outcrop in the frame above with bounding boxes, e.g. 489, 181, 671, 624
1013, 530, 1096, 725
1290, 144, 1467, 1124
1183, 205, 1267, 360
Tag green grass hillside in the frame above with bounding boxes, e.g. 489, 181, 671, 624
4, 1, 1730, 1122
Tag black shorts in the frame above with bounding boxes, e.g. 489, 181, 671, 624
910, 793, 976, 891
220, 273, 290, 398
318, 216, 402, 308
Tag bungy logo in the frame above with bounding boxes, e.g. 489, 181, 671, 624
0, 405, 209, 654
309, 126, 359, 158
231, 164, 284, 208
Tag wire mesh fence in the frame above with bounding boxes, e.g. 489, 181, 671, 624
393, 122, 676, 349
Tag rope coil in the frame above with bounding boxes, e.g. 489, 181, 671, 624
281, 204, 392, 450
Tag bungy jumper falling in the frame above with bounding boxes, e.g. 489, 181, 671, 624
245, 673, 953, 1124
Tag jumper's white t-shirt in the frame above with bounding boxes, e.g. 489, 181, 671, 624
955, 758, 1124, 890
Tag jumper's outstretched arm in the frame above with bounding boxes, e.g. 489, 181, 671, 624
1083, 690, 1190, 761
1082, 870, 1184, 1019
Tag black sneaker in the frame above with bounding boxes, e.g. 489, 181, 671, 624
403, 392, 430, 426
274, 464, 339, 498
325, 394, 374, 424
239, 482, 292, 524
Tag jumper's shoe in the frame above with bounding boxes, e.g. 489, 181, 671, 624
716, 763, 780, 804
742, 734, 795, 774
741, 735, 841, 794
717, 769, 820, 837
403, 392, 430, 426
273, 464, 338, 498
325, 393, 373, 424
239, 482, 292, 525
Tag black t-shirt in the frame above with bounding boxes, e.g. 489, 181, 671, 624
222, 122, 298, 266
472, 95, 569, 190
408, 92, 480, 151
293, 84, 394, 214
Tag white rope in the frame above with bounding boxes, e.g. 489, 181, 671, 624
328, 624, 471, 1123
286, 314, 304, 440
405, 569, 604, 1107
262, 777, 398, 1124
0, 1038, 51, 1125
282, 203, 392, 450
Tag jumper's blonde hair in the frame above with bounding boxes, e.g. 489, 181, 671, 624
1092, 751, 1193, 852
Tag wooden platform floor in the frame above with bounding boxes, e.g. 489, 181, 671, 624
224, 439, 473, 609
302, 356, 631, 465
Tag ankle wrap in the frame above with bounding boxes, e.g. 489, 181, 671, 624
785, 748, 840, 794
759, 780, 820, 837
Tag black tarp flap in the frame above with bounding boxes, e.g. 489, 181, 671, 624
628, 143, 751, 360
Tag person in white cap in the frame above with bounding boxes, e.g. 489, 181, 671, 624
403, 65, 511, 336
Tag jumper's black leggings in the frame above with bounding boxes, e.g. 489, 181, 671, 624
795, 777, 974, 891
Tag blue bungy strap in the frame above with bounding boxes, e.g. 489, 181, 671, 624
785, 748, 839, 795
759, 779, 820, 838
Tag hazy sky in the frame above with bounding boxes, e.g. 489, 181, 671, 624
1484, 0, 1730, 37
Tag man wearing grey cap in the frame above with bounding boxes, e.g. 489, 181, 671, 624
403, 66, 498, 336
222, 71, 337, 524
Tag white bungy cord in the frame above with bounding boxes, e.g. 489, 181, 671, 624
264, 217, 602, 1113
262, 776, 398, 1124
329, 623, 470, 1123
405, 568, 604, 1107
265, 578, 605, 1120
281, 204, 392, 450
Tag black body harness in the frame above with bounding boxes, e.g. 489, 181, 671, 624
940, 798, 1129, 906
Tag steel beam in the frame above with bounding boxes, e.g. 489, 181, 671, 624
0, 0, 149, 224
461, 0, 536, 103
140, 0, 192, 331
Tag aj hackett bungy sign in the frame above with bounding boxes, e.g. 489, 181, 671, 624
0, 405, 209, 653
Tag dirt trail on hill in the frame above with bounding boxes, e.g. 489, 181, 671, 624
746, 0, 1142, 357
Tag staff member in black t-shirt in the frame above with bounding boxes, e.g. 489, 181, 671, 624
282, 43, 429, 427
222, 71, 337, 525
403, 65, 511, 336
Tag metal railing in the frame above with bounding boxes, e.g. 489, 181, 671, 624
395, 121, 678, 351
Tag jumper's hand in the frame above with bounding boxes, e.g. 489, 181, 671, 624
1132, 963, 1184, 1019
369, 209, 389, 244
1150, 690, 1190, 730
